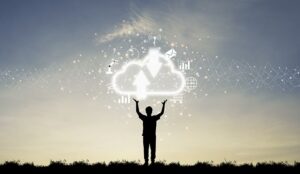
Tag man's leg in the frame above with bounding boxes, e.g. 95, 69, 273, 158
150, 136, 156, 164
143, 136, 149, 165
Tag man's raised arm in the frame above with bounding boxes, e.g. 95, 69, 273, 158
156, 99, 167, 119
133, 98, 144, 120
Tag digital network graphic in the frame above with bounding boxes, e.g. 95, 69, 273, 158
112, 48, 185, 99
0, 20, 300, 110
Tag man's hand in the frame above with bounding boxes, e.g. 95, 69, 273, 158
156, 99, 167, 118
133, 98, 139, 103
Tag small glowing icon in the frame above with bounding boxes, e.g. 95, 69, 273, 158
112, 48, 185, 99
106, 65, 113, 74
148, 35, 161, 46
118, 95, 131, 104
179, 60, 191, 71
185, 76, 197, 92
106, 59, 118, 74
165, 48, 176, 59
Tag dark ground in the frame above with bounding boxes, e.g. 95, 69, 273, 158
1, 160, 299, 174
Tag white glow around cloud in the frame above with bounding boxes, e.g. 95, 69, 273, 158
112, 48, 185, 99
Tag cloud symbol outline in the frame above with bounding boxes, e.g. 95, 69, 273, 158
112, 48, 186, 98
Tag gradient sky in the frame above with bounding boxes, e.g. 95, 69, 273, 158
0, 0, 300, 165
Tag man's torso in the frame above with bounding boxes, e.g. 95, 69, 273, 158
142, 117, 157, 136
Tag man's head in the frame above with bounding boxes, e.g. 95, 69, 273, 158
145, 106, 153, 116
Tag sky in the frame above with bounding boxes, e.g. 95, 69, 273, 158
0, 0, 300, 165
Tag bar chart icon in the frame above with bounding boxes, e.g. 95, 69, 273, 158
118, 95, 131, 104
179, 60, 191, 70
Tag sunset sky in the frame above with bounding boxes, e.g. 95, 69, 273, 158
0, 0, 300, 165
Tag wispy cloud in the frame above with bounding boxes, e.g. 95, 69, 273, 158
98, 15, 157, 43
96, 5, 217, 53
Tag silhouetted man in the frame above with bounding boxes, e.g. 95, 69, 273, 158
133, 98, 167, 166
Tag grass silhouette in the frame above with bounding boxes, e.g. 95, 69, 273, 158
1, 160, 299, 173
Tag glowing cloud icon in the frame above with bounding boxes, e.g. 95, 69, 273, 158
112, 48, 186, 99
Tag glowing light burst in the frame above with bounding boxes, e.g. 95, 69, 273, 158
112, 48, 186, 99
